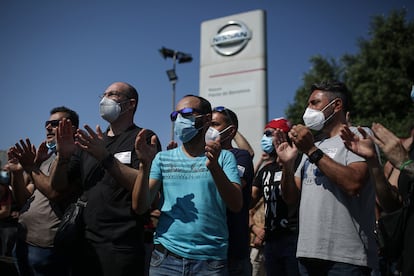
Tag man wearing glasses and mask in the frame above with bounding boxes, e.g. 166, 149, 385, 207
134, 95, 242, 275
45, 82, 161, 276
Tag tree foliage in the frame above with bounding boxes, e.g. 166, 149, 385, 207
285, 9, 414, 137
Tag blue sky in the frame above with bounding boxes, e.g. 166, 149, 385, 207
1, 0, 413, 152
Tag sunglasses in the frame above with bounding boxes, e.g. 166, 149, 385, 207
213, 106, 227, 112
45, 120, 60, 128
170, 108, 204, 121
264, 130, 274, 137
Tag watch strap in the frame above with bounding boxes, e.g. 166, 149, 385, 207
308, 149, 324, 164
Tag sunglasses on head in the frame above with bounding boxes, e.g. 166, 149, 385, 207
170, 107, 204, 121
213, 106, 235, 125
45, 120, 60, 128
264, 130, 274, 137
213, 106, 227, 112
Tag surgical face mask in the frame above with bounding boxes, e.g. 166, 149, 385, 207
0, 170, 10, 185
174, 114, 203, 143
46, 140, 56, 151
410, 85, 414, 102
99, 97, 128, 123
261, 135, 274, 154
205, 126, 232, 143
302, 99, 337, 131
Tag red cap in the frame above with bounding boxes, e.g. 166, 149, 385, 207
264, 117, 291, 133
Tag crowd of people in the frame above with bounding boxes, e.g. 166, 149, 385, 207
0, 79, 413, 276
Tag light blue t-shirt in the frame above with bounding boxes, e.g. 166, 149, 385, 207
150, 146, 241, 260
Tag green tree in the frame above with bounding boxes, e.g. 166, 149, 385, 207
286, 9, 414, 137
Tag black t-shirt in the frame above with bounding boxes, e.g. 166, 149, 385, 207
70, 125, 161, 246
253, 162, 299, 239
398, 171, 414, 275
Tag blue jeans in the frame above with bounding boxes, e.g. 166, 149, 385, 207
298, 258, 371, 276
150, 247, 227, 276
13, 238, 69, 276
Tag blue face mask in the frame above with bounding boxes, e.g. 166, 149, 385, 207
411, 85, 414, 102
174, 114, 202, 143
261, 134, 274, 154
46, 140, 56, 151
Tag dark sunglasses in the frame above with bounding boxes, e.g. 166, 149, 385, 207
264, 130, 274, 137
45, 120, 60, 128
170, 108, 204, 121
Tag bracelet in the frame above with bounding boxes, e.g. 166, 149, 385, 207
399, 159, 413, 171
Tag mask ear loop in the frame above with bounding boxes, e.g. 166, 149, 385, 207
217, 125, 234, 143
321, 98, 339, 124
118, 99, 133, 115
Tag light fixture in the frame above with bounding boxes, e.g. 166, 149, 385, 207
159, 46, 193, 141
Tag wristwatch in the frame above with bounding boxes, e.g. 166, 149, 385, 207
308, 149, 324, 164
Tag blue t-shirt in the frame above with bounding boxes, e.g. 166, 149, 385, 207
150, 146, 241, 260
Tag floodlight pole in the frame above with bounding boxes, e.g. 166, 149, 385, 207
170, 53, 177, 141
159, 47, 192, 142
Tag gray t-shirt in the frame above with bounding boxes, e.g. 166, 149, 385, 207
18, 154, 61, 247
294, 132, 378, 269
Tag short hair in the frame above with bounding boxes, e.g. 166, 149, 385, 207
311, 80, 350, 112
213, 107, 239, 130
183, 94, 212, 115
122, 82, 139, 113
50, 106, 79, 128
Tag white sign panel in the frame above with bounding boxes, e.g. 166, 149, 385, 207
200, 10, 267, 163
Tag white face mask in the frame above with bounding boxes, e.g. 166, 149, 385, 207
302, 99, 336, 131
99, 97, 127, 123
205, 126, 232, 143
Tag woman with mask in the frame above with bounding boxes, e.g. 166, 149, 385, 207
250, 118, 300, 276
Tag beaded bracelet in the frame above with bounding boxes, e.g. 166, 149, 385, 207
399, 159, 413, 171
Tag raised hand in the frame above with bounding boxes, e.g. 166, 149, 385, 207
75, 125, 108, 161
9, 138, 36, 173
205, 137, 222, 170
340, 125, 376, 160
288, 124, 315, 155
56, 119, 77, 159
274, 129, 298, 165
135, 129, 159, 166
371, 123, 408, 168
35, 141, 53, 166
6, 147, 24, 173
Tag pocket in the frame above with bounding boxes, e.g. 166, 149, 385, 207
206, 259, 226, 271
150, 248, 166, 267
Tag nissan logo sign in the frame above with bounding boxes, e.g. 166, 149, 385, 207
211, 20, 252, 56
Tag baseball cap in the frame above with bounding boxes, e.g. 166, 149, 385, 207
264, 117, 291, 133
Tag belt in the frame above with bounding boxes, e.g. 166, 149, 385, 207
154, 243, 184, 259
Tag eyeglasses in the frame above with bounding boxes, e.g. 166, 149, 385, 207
170, 107, 204, 121
264, 130, 274, 137
45, 120, 60, 128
